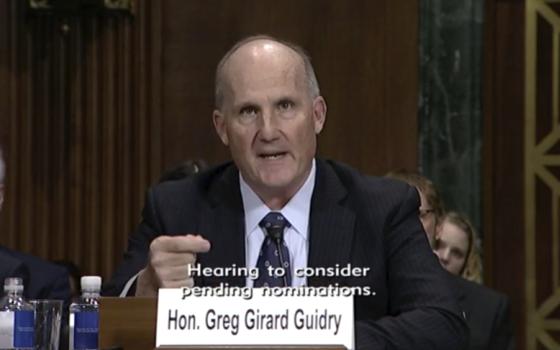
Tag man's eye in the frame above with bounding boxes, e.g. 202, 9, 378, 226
277, 100, 294, 112
239, 107, 258, 118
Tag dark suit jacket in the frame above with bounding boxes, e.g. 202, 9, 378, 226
104, 160, 467, 349
454, 277, 514, 350
0, 245, 71, 302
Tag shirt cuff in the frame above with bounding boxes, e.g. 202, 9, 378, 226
119, 272, 140, 297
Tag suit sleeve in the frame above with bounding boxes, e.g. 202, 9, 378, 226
355, 185, 468, 350
490, 296, 515, 350
102, 188, 163, 296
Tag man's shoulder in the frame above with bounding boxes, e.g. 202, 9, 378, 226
319, 159, 416, 201
455, 276, 510, 308
147, 162, 237, 207
0, 245, 23, 266
152, 162, 235, 195
0, 245, 28, 280
4, 248, 67, 280
144, 162, 240, 221
0, 245, 69, 300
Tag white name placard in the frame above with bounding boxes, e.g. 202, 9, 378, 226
156, 286, 354, 349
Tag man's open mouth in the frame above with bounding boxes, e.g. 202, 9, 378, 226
258, 152, 287, 160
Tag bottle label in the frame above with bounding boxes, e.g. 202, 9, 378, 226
0, 310, 34, 349
14, 310, 34, 348
0, 311, 14, 348
74, 311, 99, 349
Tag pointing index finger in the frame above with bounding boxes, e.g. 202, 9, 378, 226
154, 234, 211, 253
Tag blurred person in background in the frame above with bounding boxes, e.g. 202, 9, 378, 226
385, 169, 444, 246
386, 170, 514, 350
0, 145, 70, 302
435, 211, 483, 284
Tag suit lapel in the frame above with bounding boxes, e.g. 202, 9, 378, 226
197, 165, 246, 287
307, 160, 356, 286
196, 161, 356, 288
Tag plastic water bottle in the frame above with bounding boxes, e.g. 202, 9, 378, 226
0, 277, 35, 349
69, 276, 101, 350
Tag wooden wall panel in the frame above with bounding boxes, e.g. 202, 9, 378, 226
0, 0, 162, 278
160, 0, 419, 176
0, 0, 418, 281
483, 0, 560, 349
483, 0, 527, 347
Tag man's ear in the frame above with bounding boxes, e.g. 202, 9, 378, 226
312, 96, 327, 134
213, 110, 229, 146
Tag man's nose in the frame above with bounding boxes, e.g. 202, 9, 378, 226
257, 111, 279, 141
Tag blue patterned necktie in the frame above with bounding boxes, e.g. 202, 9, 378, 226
253, 212, 292, 287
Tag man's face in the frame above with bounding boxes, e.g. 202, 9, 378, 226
213, 42, 326, 203
418, 189, 436, 247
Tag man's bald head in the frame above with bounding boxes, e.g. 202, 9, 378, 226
211, 34, 327, 209
214, 35, 320, 109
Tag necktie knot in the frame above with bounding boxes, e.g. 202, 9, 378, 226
254, 212, 292, 287
259, 212, 291, 240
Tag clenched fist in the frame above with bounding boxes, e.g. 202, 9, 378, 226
135, 234, 211, 296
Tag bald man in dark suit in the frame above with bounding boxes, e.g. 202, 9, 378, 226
106, 36, 467, 349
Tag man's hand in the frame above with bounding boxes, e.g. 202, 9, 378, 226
135, 234, 211, 297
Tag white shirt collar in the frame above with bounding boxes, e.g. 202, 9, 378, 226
240, 159, 316, 239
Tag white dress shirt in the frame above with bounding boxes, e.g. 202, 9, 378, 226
240, 160, 315, 287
